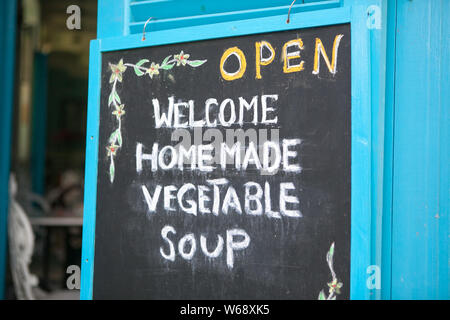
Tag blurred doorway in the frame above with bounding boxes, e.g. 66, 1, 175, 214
5, 0, 97, 299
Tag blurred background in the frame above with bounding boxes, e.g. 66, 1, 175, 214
2, 0, 97, 299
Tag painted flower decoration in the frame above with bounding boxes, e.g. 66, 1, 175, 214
109, 59, 127, 83
105, 53, 207, 183
174, 51, 190, 66
112, 104, 125, 119
327, 278, 343, 295
106, 144, 119, 157
318, 242, 343, 300
146, 62, 160, 78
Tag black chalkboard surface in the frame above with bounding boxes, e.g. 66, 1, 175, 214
93, 23, 351, 299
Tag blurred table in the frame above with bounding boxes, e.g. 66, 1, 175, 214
29, 215, 83, 291
29, 216, 83, 227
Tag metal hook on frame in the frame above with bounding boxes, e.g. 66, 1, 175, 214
286, 0, 297, 24
142, 17, 153, 41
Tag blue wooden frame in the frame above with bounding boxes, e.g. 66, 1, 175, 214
81, 5, 372, 300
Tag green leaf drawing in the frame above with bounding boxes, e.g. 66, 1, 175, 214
134, 67, 144, 76
136, 59, 149, 67
187, 60, 207, 67
160, 64, 174, 70
109, 131, 116, 144
318, 290, 326, 300
133, 59, 149, 76
109, 160, 115, 183
327, 242, 335, 264
159, 56, 174, 70
161, 55, 171, 66
108, 92, 114, 106
116, 130, 122, 147
109, 129, 122, 147
109, 90, 121, 106
114, 91, 121, 104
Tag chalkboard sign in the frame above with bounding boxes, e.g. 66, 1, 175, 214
93, 23, 351, 299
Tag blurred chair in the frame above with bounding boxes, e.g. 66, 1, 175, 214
8, 173, 79, 300
22, 191, 51, 217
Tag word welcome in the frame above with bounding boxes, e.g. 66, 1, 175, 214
150, 94, 279, 129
